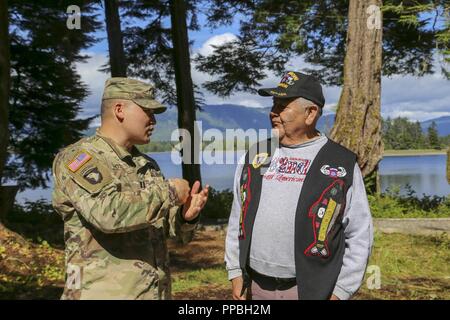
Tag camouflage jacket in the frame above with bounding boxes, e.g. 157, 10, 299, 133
52, 131, 196, 300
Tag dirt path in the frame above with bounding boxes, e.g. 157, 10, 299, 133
373, 218, 450, 237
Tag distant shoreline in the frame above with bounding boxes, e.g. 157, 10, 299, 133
143, 145, 448, 157
383, 149, 447, 157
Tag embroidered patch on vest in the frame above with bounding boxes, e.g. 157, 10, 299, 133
239, 167, 252, 240
68, 151, 92, 172
252, 153, 269, 169
320, 165, 346, 178
304, 179, 344, 258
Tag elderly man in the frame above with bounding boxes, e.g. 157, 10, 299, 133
52, 77, 209, 299
225, 71, 373, 300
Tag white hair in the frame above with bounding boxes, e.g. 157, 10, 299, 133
295, 97, 322, 117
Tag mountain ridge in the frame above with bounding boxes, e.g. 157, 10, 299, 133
83, 104, 449, 140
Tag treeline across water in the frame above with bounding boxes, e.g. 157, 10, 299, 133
139, 117, 450, 153
383, 117, 449, 150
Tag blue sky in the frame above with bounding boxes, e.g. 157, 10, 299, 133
76, 9, 450, 126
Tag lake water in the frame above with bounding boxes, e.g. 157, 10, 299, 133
15, 152, 450, 204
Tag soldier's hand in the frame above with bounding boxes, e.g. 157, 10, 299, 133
231, 276, 246, 300
168, 178, 190, 205
182, 181, 209, 222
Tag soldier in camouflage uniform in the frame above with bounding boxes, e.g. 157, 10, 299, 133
52, 77, 209, 300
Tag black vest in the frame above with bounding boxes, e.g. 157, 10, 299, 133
238, 138, 356, 300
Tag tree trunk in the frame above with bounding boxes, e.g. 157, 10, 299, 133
0, 186, 19, 223
169, 0, 202, 186
104, 0, 127, 77
0, 0, 10, 224
330, 0, 383, 178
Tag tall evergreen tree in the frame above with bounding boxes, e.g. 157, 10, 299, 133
4, 0, 100, 191
113, 0, 204, 185
0, 0, 11, 223
330, 0, 382, 177
104, 0, 127, 77
169, 0, 201, 184
428, 121, 440, 149
412, 121, 425, 149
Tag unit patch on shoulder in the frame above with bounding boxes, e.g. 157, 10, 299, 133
68, 151, 92, 172
82, 167, 103, 185
66, 151, 113, 194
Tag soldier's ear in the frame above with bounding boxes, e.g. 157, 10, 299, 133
113, 102, 126, 122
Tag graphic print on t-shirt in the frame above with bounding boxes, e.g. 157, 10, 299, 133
263, 155, 311, 183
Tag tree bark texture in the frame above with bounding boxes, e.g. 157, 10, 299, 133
330, 0, 383, 177
105, 0, 127, 77
170, 0, 202, 186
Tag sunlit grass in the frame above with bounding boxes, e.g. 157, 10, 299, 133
172, 267, 228, 294
356, 232, 450, 300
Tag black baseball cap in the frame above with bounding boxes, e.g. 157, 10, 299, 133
258, 71, 325, 108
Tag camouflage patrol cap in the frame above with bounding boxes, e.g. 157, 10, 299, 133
102, 77, 166, 114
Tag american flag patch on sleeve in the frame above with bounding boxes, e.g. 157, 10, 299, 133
68, 152, 92, 172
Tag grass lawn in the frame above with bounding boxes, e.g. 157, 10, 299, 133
355, 232, 449, 299
1, 226, 448, 300
170, 229, 450, 300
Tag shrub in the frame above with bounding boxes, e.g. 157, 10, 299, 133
369, 184, 450, 218
200, 187, 233, 221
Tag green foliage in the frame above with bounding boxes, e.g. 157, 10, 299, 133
6, 200, 63, 248
363, 168, 378, 195
382, 117, 445, 150
196, 0, 447, 95
427, 121, 441, 149
117, 0, 204, 108
201, 187, 233, 221
41, 265, 64, 283
4, 0, 100, 190
369, 185, 450, 218
383, 0, 450, 78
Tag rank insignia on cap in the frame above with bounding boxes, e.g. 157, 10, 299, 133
252, 152, 269, 169
68, 151, 92, 172
278, 71, 299, 88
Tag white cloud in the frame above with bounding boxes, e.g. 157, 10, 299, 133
193, 34, 450, 121
385, 110, 450, 121
75, 52, 109, 122
381, 73, 450, 120
75, 36, 450, 125
195, 33, 238, 56
236, 99, 265, 108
